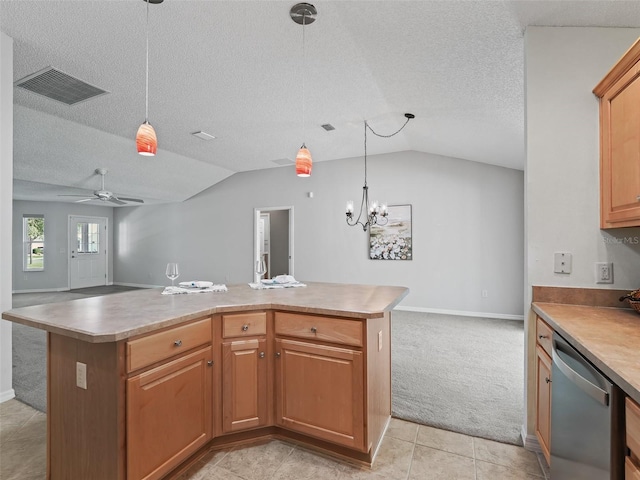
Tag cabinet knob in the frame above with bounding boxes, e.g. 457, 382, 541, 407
545, 377, 551, 384
174, 340, 182, 347
242, 324, 249, 332
310, 326, 317, 333
207, 360, 213, 367
538, 335, 548, 339
259, 352, 265, 359
637, 195, 640, 201
275, 352, 281, 358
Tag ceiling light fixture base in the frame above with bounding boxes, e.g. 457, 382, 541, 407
142, 0, 164, 4
290, 3, 317, 25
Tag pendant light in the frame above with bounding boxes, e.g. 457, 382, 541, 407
290, 3, 317, 177
136, 0, 163, 156
346, 113, 415, 231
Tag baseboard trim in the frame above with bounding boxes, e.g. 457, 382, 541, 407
113, 282, 162, 289
521, 425, 542, 452
12, 287, 70, 294
0, 389, 16, 403
394, 305, 524, 321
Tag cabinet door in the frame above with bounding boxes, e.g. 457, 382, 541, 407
275, 338, 365, 451
222, 338, 268, 433
596, 48, 640, 228
127, 346, 213, 480
535, 346, 552, 464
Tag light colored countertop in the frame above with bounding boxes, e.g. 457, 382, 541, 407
532, 302, 640, 405
2, 282, 409, 344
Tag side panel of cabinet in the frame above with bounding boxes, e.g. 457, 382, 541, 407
222, 338, 268, 433
275, 338, 365, 451
535, 346, 552, 464
126, 346, 213, 480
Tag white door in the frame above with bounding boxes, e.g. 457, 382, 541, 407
69, 216, 107, 289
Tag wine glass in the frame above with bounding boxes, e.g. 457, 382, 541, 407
255, 258, 267, 289
166, 263, 180, 286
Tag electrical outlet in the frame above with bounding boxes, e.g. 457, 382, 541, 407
378, 331, 383, 351
76, 362, 87, 389
595, 262, 613, 284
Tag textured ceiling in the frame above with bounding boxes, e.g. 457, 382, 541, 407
2, 1, 640, 206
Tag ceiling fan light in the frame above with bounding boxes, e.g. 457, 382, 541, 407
295, 145, 312, 177
136, 121, 157, 156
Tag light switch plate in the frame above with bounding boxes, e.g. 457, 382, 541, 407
554, 252, 572, 274
378, 331, 383, 351
76, 362, 87, 389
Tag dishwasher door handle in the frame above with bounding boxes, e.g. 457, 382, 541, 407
552, 341, 609, 406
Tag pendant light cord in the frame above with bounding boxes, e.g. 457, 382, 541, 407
301, 12, 306, 145
145, 0, 150, 122
363, 115, 412, 187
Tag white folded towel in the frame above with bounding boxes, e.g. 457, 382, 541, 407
179, 281, 214, 289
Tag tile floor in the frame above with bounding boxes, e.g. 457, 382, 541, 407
1, 399, 549, 480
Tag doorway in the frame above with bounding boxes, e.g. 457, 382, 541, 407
68, 215, 108, 289
254, 207, 293, 282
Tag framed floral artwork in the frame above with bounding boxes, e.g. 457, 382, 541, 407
369, 204, 412, 260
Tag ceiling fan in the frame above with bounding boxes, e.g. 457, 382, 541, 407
58, 168, 144, 206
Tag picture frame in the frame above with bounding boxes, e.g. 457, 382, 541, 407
369, 204, 412, 260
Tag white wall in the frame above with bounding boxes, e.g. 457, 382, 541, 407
0, 31, 14, 402
115, 150, 525, 317
12, 201, 115, 292
524, 26, 640, 443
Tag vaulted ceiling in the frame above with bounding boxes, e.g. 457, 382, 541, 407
2, 1, 639, 205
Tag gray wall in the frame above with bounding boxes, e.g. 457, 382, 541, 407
523, 26, 640, 443
114, 150, 525, 317
12, 201, 115, 292
269, 209, 289, 277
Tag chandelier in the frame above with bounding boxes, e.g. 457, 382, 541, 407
346, 113, 415, 231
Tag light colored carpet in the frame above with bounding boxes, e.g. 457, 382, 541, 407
11, 286, 142, 413
391, 310, 524, 445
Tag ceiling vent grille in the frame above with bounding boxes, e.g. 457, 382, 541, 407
272, 158, 295, 166
14, 67, 109, 105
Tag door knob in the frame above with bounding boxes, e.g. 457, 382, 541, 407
242, 324, 249, 331
310, 326, 317, 333
174, 340, 182, 347
545, 377, 552, 384
207, 360, 213, 367
259, 352, 265, 358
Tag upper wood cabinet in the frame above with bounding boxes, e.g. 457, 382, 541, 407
593, 38, 640, 229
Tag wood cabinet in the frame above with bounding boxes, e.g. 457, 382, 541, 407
535, 316, 553, 464
127, 346, 213, 480
627, 397, 640, 479
594, 38, 640, 229
220, 312, 270, 433
275, 337, 365, 451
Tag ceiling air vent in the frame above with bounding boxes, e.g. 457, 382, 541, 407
321, 123, 335, 131
272, 158, 295, 166
14, 67, 109, 105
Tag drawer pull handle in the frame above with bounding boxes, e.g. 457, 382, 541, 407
174, 340, 182, 347
545, 377, 552, 384
259, 352, 265, 359
207, 360, 213, 367
311, 326, 317, 333
242, 324, 249, 332
275, 352, 281, 358
538, 335, 548, 339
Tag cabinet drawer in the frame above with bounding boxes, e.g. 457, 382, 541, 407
628, 397, 640, 457
536, 317, 553, 357
127, 317, 212, 372
222, 312, 267, 338
626, 457, 640, 480
275, 312, 363, 347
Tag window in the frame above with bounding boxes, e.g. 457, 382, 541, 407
23, 215, 45, 271
76, 222, 100, 254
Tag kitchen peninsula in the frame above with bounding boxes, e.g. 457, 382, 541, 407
2, 282, 408, 480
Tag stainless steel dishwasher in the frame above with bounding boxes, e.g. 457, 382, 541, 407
550, 332, 624, 480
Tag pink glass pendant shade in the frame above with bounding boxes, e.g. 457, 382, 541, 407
295, 145, 312, 177
136, 121, 157, 156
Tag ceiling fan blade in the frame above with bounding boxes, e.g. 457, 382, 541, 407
108, 198, 126, 206
75, 198, 95, 203
117, 197, 144, 204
